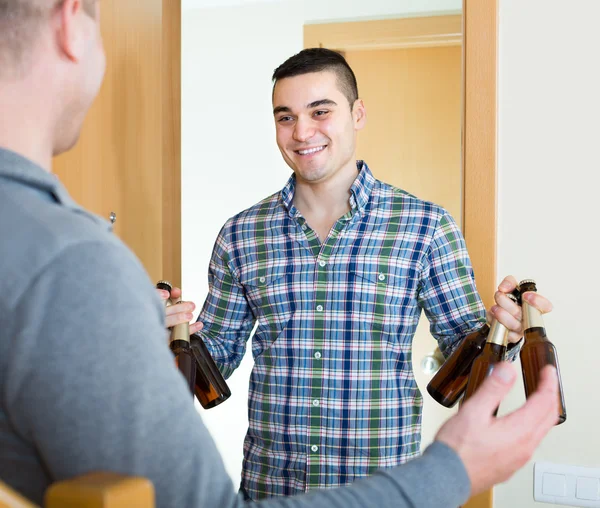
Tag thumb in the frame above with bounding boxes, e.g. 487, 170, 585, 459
462, 362, 516, 416
169, 286, 183, 299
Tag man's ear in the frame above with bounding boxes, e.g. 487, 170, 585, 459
56, 0, 86, 62
353, 99, 367, 131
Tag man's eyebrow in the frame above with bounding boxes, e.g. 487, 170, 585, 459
273, 99, 338, 116
307, 99, 337, 109
273, 106, 291, 115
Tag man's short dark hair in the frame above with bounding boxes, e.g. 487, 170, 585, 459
272, 48, 359, 109
0, 0, 96, 78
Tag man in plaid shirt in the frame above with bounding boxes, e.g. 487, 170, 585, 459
196, 48, 548, 500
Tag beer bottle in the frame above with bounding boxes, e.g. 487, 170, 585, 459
156, 281, 196, 395
426, 323, 490, 407
156, 280, 231, 409
190, 334, 231, 409
519, 279, 566, 425
463, 294, 518, 411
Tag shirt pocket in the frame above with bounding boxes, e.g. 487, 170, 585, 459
349, 264, 418, 331
239, 261, 294, 335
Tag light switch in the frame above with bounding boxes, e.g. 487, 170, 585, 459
543, 473, 567, 496
577, 477, 600, 501
534, 462, 600, 507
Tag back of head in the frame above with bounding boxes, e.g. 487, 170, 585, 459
0, 0, 92, 78
0, 0, 44, 79
0, 0, 104, 159
272, 47, 359, 110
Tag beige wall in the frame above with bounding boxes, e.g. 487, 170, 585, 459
495, 0, 600, 506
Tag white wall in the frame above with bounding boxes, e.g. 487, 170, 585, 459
495, 0, 600, 506
182, 0, 461, 485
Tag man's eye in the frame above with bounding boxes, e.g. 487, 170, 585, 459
314, 110, 329, 117
278, 116, 293, 123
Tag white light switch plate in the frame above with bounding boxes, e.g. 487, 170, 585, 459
534, 461, 600, 507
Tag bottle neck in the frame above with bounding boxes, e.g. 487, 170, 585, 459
167, 296, 191, 343
487, 319, 508, 346
171, 322, 191, 343
523, 300, 545, 331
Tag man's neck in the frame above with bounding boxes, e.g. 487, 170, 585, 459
0, 83, 54, 172
293, 159, 359, 220
292, 159, 359, 242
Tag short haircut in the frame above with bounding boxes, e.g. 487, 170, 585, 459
272, 48, 359, 109
0, 0, 96, 78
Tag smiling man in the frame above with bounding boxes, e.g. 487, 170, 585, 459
195, 48, 551, 501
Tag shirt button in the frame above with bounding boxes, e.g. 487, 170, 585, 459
378, 273, 386, 281
259, 276, 266, 283
312, 399, 320, 407
301, 224, 307, 230
314, 351, 322, 359
311, 445, 319, 453
316, 305, 323, 312
318, 260, 326, 267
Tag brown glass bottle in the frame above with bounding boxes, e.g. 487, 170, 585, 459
156, 281, 196, 395
463, 294, 517, 412
519, 279, 566, 425
189, 334, 231, 409
427, 323, 490, 407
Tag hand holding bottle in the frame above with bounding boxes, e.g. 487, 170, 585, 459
156, 286, 204, 335
489, 275, 553, 344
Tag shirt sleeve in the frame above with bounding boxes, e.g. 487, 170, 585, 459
417, 212, 487, 357
196, 225, 256, 378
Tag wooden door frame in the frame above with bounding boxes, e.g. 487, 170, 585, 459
163, 0, 182, 287
305, 2, 497, 507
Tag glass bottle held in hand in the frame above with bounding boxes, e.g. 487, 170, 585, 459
519, 279, 566, 425
156, 280, 231, 409
463, 293, 518, 412
157, 280, 196, 395
189, 334, 231, 409
426, 323, 490, 407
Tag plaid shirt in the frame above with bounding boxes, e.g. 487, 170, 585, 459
199, 161, 486, 500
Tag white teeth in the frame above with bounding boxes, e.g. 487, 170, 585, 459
298, 146, 325, 155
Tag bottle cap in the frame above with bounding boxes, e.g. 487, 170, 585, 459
156, 280, 172, 291
506, 293, 518, 303
510, 287, 521, 304
519, 278, 536, 287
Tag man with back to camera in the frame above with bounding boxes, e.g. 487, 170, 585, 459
0, 2, 558, 507
194, 47, 553, 500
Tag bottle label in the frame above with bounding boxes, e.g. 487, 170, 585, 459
487, 319, 508, 346
523, 302, 544, 329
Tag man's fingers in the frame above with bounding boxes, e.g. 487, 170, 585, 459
166, 301, 195, 315
169, 286, 183, 299
522, 292, 553, 314
156, 289, 170, 300
165, 311, 194, 328
494, 291, 522, 321
190, 321, 203, 335
498, 275, 518, 292
460, 362, 517, 416
490, 303, 522, 334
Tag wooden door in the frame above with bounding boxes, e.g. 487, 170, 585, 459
348, 45, 462, 228
53, 0, 182, 286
